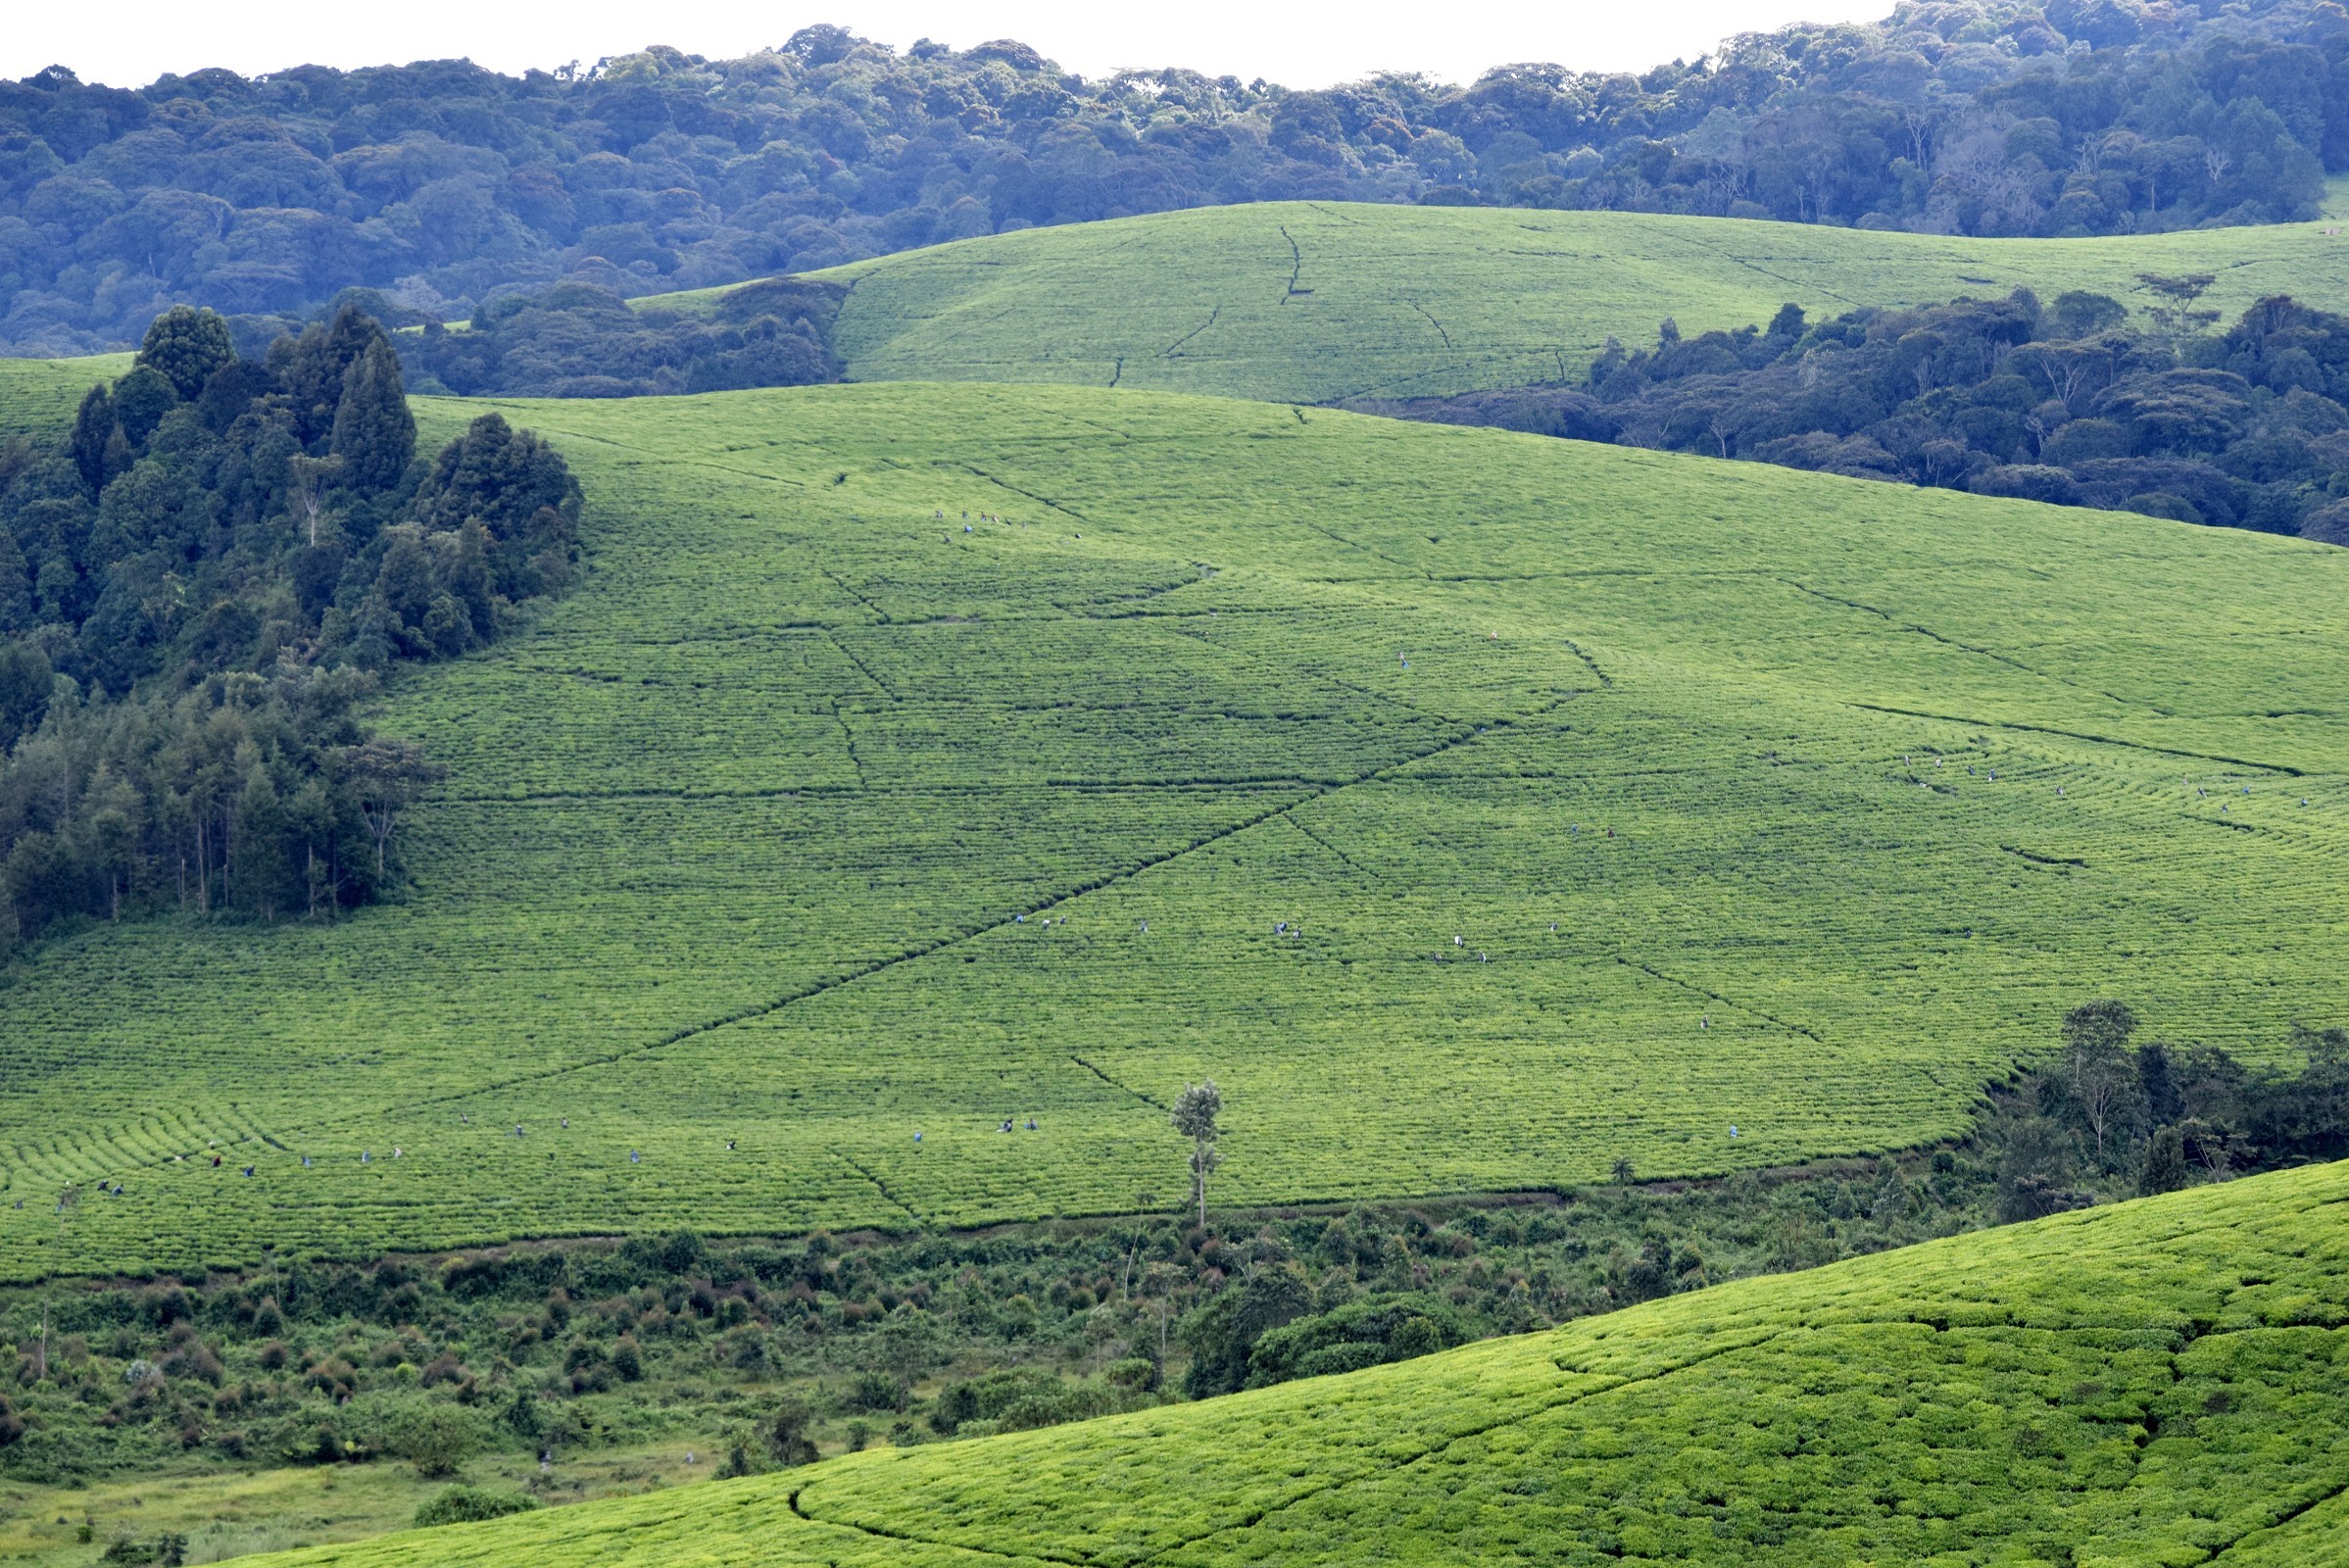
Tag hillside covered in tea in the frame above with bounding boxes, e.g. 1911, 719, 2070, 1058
249, 1157, 2349, 1567
0, 380, 2342, 1279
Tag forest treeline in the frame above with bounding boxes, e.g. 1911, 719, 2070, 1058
1367, 285, 2349, 543
0, 305, 579, 953
7, 0, 2349, 352
397, 275, 843, 398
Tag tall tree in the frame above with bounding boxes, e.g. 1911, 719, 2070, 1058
1171, 1080, 1224, 1226
135, 306, 236, 401
2059, 1000, 2145, 1168
329, 337, 416, 491
340, 738, 446, 878
68, 384, 116, 497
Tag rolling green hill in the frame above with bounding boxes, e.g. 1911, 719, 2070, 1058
654, 201, 2349, 404
252, 1156, 2349, 1567
1, 382, 2343, 1280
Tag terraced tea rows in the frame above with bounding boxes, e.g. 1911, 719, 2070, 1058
658, 202, 2349, 403
1, 383, 2345, 1278
251, 1156, 2349, 1567
0, 351, 128, 432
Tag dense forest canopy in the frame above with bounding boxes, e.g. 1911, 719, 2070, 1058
1367, 285, 2349, 544
0, 305, 580, 953
398, 275, 844, 398
6, 0, 2349, 352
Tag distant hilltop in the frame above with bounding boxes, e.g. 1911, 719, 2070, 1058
5, 0, 2349, 353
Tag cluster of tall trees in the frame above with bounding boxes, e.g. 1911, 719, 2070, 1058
0, 304, 580, 953
399, 275, 842, 398
2007, 1001, 2349, 1217
1375, 286, 2349, 542
6, 2, 2349, 352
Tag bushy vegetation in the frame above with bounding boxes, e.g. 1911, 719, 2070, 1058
397, 276, 842, 399
9, 3, 2349, 352
412, 1487, 537, 1529
7, 1019, 2327, 1497
226, 1157, 2349, 1567
1371, 286, 2349, 544
0, 306, 579, 954
2, 383, 2344, 1281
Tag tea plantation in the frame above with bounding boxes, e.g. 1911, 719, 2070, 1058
0, 352, 129, 432
244, 1156, 2349, 1566
2, 381, 2344, 1280
657, 201, 2349, 403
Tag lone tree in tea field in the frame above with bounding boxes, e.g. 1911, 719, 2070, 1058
2060, 1000, 2143, 1169
1171, 1081, 1223, 1226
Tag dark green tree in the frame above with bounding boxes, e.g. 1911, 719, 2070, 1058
0, 642, 51, 748
329, 336, 416, 491
281, 307, 392, 447
2139, 1125, 2189, 1196
763, 1396, 819, 1466
109, 365, 179, 449
2136, 272, 2222, 336
1996, 1116, 2087, 1224
69, 384, 118, 496
0, 530, 32, 633
136, 306, 237, 401
411, 413, 582, 539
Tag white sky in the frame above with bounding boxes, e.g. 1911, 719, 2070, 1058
9, 1, 1887, 92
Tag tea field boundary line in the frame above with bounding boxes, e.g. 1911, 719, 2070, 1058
824, 630, 904, 700
1849, 704, 2308, 776
1612, 955, 1825, 1043
1069, 1056, 1164, 1112
329, 720, 1506, 1126
954, 465, 1099, 527
785, 1486, 1080, 1568
1063, 572, 1212, 617
1277, 224, 1304, 299
831, 701, 869, 790
429, 783, 867, 806
1654, 219, 1866, 308
1317, 362, 1490, 407
833, 1151, 924, 1225
432, 777, 1373, 798
1780, 578, 2154, 712
1407, 300, 1454, 350
1282, 811, 1381, 880
1124, 1326, 1795, 1566
1161, 305, 1220, 357
1152, 1310, 2321, 1567
1562, 637, 1615, 688
2201, 1472, 2349, 1563
339, 696, 1574, 1133
1278, 514, 1432, 581
1162, 617, 1460, 726
819, 570, 897, 631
